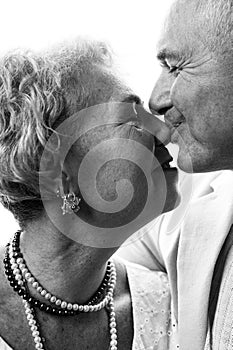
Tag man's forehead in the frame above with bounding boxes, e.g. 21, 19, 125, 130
162, 0, 199, 33
156, 0, 202, 61
169, 0, 198, 15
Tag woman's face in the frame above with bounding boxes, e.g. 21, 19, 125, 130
60, 97, 180, 247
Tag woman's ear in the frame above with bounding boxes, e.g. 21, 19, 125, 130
60, 155, 80, 196
61, 170, 71, 195
39, 155, 72, 198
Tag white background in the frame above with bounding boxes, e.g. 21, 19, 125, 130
0, 0, 176, 241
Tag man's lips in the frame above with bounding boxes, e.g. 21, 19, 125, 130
166, 120, 183, 134
164, 118, 183, 144
170, 122, 185, 143
164, 108, 185, 133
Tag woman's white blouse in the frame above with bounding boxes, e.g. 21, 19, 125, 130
0, 261, 178, 350
126, 262, 178, 350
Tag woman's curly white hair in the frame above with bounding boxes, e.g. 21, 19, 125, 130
0, 38, 125, 226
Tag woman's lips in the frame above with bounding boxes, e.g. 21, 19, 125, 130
154, 144, 174, 169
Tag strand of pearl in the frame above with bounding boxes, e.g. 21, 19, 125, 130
5, 235, 118, 350
17, 258, 111, 308
8, 237, 116, 313
18, 260, 113, 311
22, 292, 118, 350
108, 297, 118, 350
23, 299, 45, 350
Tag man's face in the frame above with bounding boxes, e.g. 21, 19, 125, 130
149, 0, 233, 173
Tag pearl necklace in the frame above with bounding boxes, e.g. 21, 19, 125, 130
21, 293, 118, 350
6, 231, 115, 314
4, 231, 118, 350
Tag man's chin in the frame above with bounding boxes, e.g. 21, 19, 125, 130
177, 155, 210, 174
176, 146, 219, 173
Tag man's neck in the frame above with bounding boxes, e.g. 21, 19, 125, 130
19, 218, 116, 304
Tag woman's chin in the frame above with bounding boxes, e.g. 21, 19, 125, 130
162, 167, 181, 213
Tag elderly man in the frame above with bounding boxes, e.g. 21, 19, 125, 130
119, 0, 233, 349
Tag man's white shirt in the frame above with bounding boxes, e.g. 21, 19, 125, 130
118, 170, 233, 350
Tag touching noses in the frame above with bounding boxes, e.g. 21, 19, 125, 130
136, 105, 171, 145
149, 72, 173, 116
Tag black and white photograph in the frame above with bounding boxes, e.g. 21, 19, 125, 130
0, 0, 232, 349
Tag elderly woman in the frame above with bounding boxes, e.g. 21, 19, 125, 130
0, 39, 179, 350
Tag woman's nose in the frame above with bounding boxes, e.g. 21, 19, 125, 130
136, 104, 171, 145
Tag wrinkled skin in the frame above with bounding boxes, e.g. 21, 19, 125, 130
149, 0, 233, 173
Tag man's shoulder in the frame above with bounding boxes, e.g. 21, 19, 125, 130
123, 259, 169, 293
211, 233, 233, 347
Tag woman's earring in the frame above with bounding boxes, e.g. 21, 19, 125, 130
57, 190, 81, 215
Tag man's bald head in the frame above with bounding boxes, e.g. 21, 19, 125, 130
166, 0, 233, 57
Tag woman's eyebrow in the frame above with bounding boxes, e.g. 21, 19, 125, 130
121, 94, 142, 105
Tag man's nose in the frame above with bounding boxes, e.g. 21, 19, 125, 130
149, 72, 173, 116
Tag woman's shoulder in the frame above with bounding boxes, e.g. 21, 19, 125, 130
0, 244, 17, 317
0, 244, 21, 303
0, 246, 10, 298
0, 246, 15, 350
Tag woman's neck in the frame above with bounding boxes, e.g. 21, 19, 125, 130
19, 218, 116, 304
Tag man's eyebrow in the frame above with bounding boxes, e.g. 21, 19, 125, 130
121, 94, 142, 105
157, 48, 182, 62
